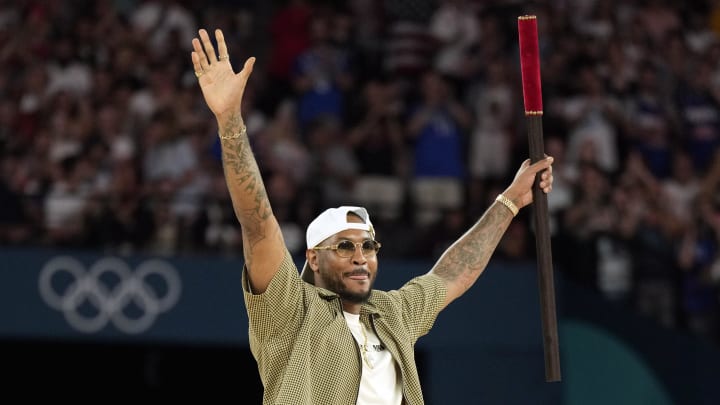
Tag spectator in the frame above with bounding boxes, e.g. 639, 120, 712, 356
406, 70, 471, 226
292, 14, 354, 131
347, 78, 407, 222
429, 0, 480, 90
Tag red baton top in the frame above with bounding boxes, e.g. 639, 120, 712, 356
518, 16, 543, 115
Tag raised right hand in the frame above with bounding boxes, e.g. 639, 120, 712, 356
191, 29, 255, 121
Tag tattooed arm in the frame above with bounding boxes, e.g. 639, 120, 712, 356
430, 157, 554, 309
192, 29, 284, 293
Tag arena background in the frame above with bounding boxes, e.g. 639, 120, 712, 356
2, 0, 720, 403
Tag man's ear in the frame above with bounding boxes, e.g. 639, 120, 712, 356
306, 249, 320, 271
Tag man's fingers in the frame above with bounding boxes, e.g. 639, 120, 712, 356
240, 57, 256, 80
199, 29, 218, 62
529, 156, 554, 173
192, 38, 209, 69
216, 29, 229, 61
539, 155, 554, 166
191, 52, 203, 72
540, 173, 553, 186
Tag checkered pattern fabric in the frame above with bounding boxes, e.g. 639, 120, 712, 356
242, 250, 447, 405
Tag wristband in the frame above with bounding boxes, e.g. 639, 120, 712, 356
496, 194, 519, 217
219, 124, 247, 140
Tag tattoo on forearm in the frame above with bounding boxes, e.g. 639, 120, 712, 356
219, 115, 272, 249
433, 204, 511, 291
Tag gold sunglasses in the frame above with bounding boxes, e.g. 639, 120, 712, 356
313, 239, 382, 258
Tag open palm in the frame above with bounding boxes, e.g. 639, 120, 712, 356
191, 29, 255, 119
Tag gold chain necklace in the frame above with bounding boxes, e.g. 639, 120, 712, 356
359, 322, 374, 369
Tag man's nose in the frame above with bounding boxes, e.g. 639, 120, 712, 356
351, 243, 368, 264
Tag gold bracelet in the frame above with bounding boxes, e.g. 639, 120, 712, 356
219, 125, 247, 140
495, 194, 519, 217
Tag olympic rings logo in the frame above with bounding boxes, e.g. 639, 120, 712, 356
39, 256, 182, 334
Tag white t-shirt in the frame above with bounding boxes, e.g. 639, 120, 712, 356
344, 311, 403, 405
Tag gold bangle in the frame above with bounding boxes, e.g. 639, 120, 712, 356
496, 194, 519, 217
219, 125, 247, 140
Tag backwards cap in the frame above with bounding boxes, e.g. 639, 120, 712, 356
300, 206, 374, 284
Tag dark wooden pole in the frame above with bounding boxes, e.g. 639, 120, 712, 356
518, 15, 561, 382
528, 115, 561, 382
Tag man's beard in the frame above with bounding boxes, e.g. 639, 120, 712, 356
319, 269, 373, 304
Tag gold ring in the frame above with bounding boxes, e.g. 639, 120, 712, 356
194, 70, 204, 78
219, 55, 229, 61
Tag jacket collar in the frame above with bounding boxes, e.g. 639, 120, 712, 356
315, 287, 381, 316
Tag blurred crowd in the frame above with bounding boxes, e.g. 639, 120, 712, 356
1, 0, 720, 344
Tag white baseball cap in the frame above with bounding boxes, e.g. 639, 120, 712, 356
300, 206, 374, 284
